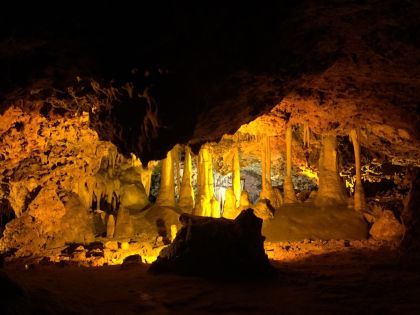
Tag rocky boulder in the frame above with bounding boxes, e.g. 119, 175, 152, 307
149, 209, 274, 277
369, 210, 405, 242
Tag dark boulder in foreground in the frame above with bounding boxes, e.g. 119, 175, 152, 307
149, 209, 274, 277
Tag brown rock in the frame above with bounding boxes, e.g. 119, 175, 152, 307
369, 210, 404, 241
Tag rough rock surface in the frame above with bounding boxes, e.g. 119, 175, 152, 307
369, 210, 405, 241
149, 209, 273, 276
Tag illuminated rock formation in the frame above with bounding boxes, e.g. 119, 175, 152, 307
350, 129, 366, 211
150, 209, 274, 276
195, 145, 219, 217
156, 149, 176, 208
259, 135, 282, 209
303, 122, 311, 148
178, 146, 195, 212
140, 161, 157, 197
283, 124, 297, 203
106, 215, 115, 238
222, 188, 238, 219
232, 147, 241, 207
260, 135, 272, 200
314, 134, 348, 207
239, 191, 251, 209
114, 207, 133, 239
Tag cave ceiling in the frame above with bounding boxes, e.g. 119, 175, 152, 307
0, 0, 419, 165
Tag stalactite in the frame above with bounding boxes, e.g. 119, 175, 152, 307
173, 144, 181, 200
232, 146, 241, 208
260, 135, 272, 200
156, 148, 176, 207
178, 146, 195, 212
350, 128, 366, 211
283, 124, 297, 203
303, 122, 311, 147
314, 134, 348, 207
195, 145, 219, 217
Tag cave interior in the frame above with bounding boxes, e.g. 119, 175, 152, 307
1, 1, 420, 314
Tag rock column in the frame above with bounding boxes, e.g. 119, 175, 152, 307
283, 124, 297, 203
350, 128, 366, 211
156, 149, 176, 207
178, 146, 195, 212
314, 134, 347, 206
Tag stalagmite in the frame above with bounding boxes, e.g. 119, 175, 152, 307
178, 146, 195, 212
195, 145, 219, 217
283, 124, 297, 203
170, 224, 177, 242
232, 146, 241, 208
156, 149, 176, 208
223, 188, 238, 219
350, 128, 366, 211
114, 207, 133, 239
106, 214, 115, 238
314, 134, 348, 207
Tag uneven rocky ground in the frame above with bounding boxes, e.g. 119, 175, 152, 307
3, 242, 420, 314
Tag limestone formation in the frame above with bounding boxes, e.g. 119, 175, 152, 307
232, 146, 241, 207
222, 188, 238, 219
350, 129, 366, 211
156, 149, 176, 208
140, 161, 157, 196
150, 209, 274, 276
283, 124, 297, 203
114, 207, 133, 239
195, 145, 219, 217
106, 215, 115, 238
260, 135, 273, 200
178, 146, 195, 212
369, 210, 404, 241
314, 134, 348, 207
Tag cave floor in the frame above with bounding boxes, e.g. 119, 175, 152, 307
3, 246, 420, 314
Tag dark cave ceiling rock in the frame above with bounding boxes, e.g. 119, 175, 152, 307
0, 0, 419, 164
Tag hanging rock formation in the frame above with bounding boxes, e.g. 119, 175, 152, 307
350, 128, 366, 211
178, 146, 195, 212
259, 135, 282, 210
156, 149, 176, 208
232, 147, 241, 208
283, 124, 297, 203
195, 145, 219, 217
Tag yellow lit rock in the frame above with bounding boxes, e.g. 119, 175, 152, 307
232, 146, 241, 208
314, 134, 348, 206
178, 146, 195, 212
283, 124, 297, 203
156, 149, 176, 207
